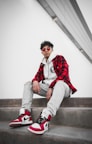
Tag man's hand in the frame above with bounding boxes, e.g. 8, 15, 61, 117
46, 88, 53, 100
32, 81, 40, 93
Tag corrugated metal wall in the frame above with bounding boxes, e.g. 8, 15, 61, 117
37, 0, 92, 63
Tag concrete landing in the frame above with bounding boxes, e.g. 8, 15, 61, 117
0, 121, 92, 144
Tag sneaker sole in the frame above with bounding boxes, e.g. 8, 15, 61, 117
9, 121, 33, 128
28, 127, 48, 134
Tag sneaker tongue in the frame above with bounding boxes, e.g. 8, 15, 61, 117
19, 108, 25, 115
41, 113, 51, 121
41, 114, 46, 119
41, 111, 50, 119
41, 109, 52, 119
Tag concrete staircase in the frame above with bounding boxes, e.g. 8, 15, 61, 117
0, 98, 92, 144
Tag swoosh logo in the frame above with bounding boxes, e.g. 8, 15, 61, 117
24, 117, 29, 121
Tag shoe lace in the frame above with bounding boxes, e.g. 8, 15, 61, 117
36, 114, 46, 124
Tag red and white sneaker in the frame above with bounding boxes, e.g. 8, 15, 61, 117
28, 112, 51, 134
9, 109, 33, 127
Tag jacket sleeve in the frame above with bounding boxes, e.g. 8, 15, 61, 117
32, 63, 44, 83
49, 55, 69, 88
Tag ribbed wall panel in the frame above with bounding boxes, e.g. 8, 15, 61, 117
37, 0, 92, 63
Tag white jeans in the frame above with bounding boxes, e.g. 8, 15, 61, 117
21, 81, 71, 117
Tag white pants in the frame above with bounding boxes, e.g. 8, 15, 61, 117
21, 81, 71, 117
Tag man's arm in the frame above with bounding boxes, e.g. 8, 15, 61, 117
32, 63, 44, 83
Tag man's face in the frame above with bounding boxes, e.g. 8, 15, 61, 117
41, 45, 53, 59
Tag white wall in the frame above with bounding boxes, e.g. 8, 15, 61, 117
0, 0, 92, 99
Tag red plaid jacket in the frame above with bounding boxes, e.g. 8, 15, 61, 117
32, 55, 77, 94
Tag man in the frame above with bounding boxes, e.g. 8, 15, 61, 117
9, 41, 77, 134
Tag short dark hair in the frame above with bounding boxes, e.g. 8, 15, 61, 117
40, 41, 54, 49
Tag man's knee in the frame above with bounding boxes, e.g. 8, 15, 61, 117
24, 81, 32, 89
55, 80, 65, 87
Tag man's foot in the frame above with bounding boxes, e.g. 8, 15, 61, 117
28, 112, 51, 134
9, 109, 33, 127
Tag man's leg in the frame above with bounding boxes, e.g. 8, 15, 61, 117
9, 81, 33, 127
20, 81, 33, 113
28, 81, 71, 134
45, 80, 71, 116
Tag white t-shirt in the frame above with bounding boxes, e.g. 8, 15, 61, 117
41, 52, 57, 85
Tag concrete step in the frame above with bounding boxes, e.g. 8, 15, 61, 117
0, 98, 92, 107
0, 107, 92, 129
0, 121, 92, 144
0, 98, 92, 144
